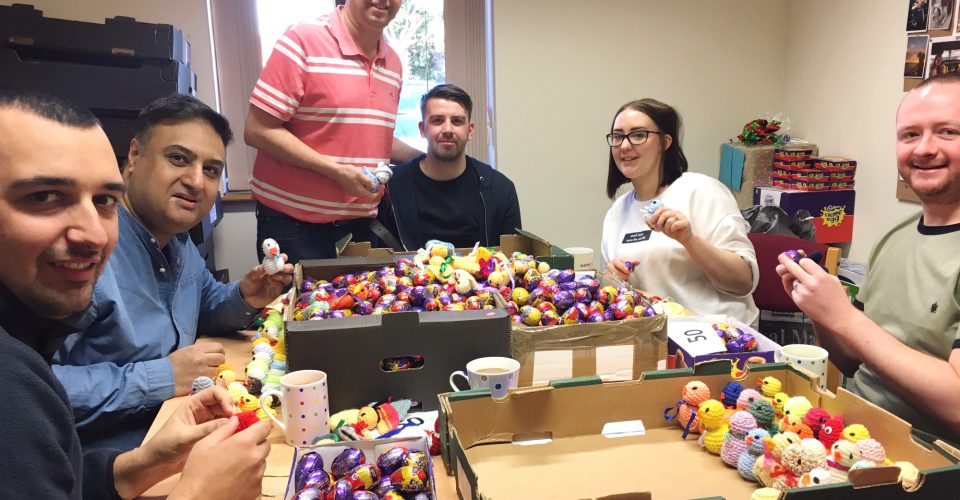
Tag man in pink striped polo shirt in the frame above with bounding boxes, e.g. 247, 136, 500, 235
245, 0, 420, 262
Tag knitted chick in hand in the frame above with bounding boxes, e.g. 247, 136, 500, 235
260, 238, 285, 275
697, 399, 729, 454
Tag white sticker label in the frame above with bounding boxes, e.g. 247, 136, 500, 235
668, 319, 727, 357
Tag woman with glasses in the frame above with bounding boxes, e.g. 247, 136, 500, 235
600, 98, 759, 326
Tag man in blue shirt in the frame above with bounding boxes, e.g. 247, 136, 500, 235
52, 94, 293, 451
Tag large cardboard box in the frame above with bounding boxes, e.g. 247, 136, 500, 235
285, 261, 511, 412
440, 362, 959, 499
754, 187, 856, 244
339, 229, 574, 270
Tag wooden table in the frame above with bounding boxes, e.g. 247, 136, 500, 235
140, 332, 456, 499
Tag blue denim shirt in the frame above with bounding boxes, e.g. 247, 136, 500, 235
52, 206, 257, 432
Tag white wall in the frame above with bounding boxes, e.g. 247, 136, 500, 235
782, 0, 917, 262
491, 0, 789, 266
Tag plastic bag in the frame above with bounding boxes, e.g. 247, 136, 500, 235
741, 205, 815, 241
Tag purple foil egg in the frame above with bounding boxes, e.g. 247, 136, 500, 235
408, 494, 432, 500
540, 309, 560, 326
421, 297, 439, 311
352, 301, 374, 316
410, 286, 429, 305
436, 292, 453, 307
555, 269, 576, 284
783, 249, 803, 263
642, 305, 657, 317
295, 452, 323, 490
307, 309, 326, 320
740, 332, 757, 351
331, 449, 365, 478
573, 287, 593, 303
293, 487, 324, 500
352, 491, 378, 500
375, 267, 393, 279
553, 290, 575, 310
726, 339, 747, 353
377, 447, 409, 476
559, 281, 578, 292
624, 261, 635, 271
578, 277, 600, 294
302, 277, 317, 291
327, 310, 346, 319
301, 469, 332, 491
574, 302, 590, 319
376, 294, 397, 307
587, 312, 605, 323
371, 477, 398, 497
602, 309, 617, 321
329, 478, 353, 500
504, 300, 519, 316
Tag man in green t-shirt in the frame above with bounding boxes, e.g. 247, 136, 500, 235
777, 73, 960, 443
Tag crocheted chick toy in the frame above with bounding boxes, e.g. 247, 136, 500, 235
758, 376, 782, 403
191, 375, 214, 394
354, 400, 413, 436
803, 407, 831, 440
750, 487, 782, 500
258, 309, 284, 342
772, 392, 789, 419
782, 395, 813, 423
738, 428, 770, 481
894, 461, 921, 490
780, 416, 814, 439
721, 381, 744, 409
753, 431, 801, 487
827, 439, 861, 483
842, 423, 870, 443
697, 399, 729, 454
361, 161, 394, 192
747, 398, 779, 437
737, 388, 763, 411
818, 414, 845, 450
722, 410, 758, 467
666, 380, 711, 436
773, 438, 827, 490
799, 467, 835, 488
260, 238, 285, 275
856, 438, 890, 466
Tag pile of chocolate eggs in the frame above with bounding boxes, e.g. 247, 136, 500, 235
293, 447, 431, 499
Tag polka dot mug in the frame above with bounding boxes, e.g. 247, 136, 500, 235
449, 357, 521, 400
775, 344, 829, 392
258, 370, 330, 447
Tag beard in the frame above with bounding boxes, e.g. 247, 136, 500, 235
429, 139, 467, 163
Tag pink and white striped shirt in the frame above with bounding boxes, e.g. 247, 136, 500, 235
249, 6, 402, 223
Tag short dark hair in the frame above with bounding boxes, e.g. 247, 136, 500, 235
916, 72, 960, 89
419, 83, 473, 119
605, 98, 688, 199
133, 93, 232, 148
0, 89, 99, 128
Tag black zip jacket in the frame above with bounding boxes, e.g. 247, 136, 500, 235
377, 154, 522, 250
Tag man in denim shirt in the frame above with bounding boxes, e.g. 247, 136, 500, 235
53, 94, 293, 451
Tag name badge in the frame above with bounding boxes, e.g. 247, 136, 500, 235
622, 231, 652, 244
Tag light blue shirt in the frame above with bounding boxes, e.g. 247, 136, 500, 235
52, 206, 257, 435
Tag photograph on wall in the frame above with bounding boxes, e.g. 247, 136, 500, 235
905, 35, 929, 77
907, 0, 930, 32
927, 37, 960, 77
929, 0, 955, 30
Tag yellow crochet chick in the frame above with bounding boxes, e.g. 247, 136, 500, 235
842, 423, 870, 443
758, 376, 782, 402
772, 392, 789, 418
827, 439, 861, 483
216, 369, 236, 387
753, 431, 801, 487
237, 393, 260, 412
227, 381, 249, 403
781, 395, 813, 422
697, 399, 728, 454
255, 405, 276, 421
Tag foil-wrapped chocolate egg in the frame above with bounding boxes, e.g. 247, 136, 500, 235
559, 281, 578, 292
436, 292, 453, 307
421, 297, 439, 312
410, 286, 429, 305
405, 451, 428, 472
740, 332, 757, 351
536, 301, 557, 313
380, 491, 405, 500
587, 312, 605, 323
602, 309, 617, 321
352, 491, 378, 500
519, 305, 542, 326
327, 310, 347, 319
641, 305, 657, 317
376, 294, 397, 308
725, 339, 746, 353
302, 277, 317, 292
397, 276, 413, 289
504, 300, 519, 316
308, 309, 326, 320
325, 478, 353, 500
408, 493, 432, 500
561, 306, 581, 325
511, 287, 530, 306
553, 290, 575, 310
523, 268, 541, 286
609, 300, 633, 320
412, 271, 431, 286
540, 309, 560, 326
395, 258, 415, 277
389, 465, 428, 492
301, 469, 332, 492
555, 269, 576, 284
371, 476, 398, 497
376, 447, 409, 476
331, 448, 366, 477
578, 277, 600, 294
388, 301, 411, 313
345, 463, 380, 490
295, 452, 324, 490
464, 296, 482, 310
352, 301, 374, 316
783, 249, 803, 263
594, 288, 612, 306
574, 287, 592, 303
375, 267, 393, 279
293, 487, 323, 500
443, 302, 465, 312
395, 290, 411, 304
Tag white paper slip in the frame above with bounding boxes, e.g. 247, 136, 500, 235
667, 317, 727, 357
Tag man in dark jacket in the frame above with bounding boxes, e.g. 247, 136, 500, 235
0, 90, 271, 499
378, 84, 521, 250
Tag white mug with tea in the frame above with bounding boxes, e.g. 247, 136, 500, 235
449, 356, 520, 400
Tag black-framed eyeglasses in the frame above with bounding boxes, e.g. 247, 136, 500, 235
606, 130, 664, 147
